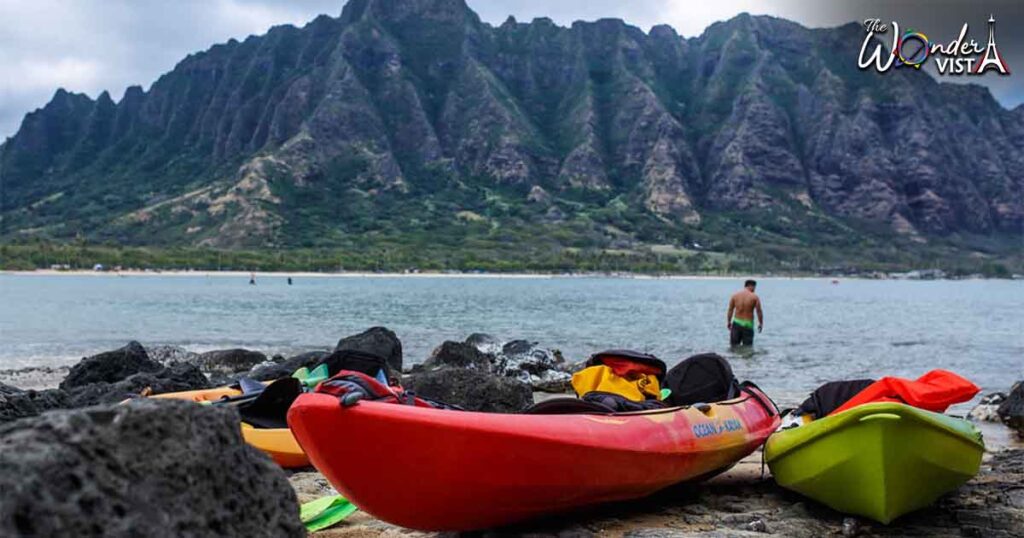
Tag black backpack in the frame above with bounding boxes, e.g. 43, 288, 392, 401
664, 353, 741, 406
236, 377, 303, 429
317, 349, 394, 382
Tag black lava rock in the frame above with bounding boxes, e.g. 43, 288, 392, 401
469, 337, 572, 393
0, 382, 23, 395
0, 399, 304, 537
335, 327, 403, 373
969, 392, 1008, 422
464, 333, 501, 353
406, 368, 532, 413
2, 363, 211, 422
0, 389, 72, 424
145, 345, 201, 367
500, 339, 536, 357
68, 363, 211, 407
998, 381, 1024, 436
422, 341, 494, 372
197, 349, 268, 376
60, 341, 161, 390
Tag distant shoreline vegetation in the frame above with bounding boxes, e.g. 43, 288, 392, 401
0, 240, 1018, 278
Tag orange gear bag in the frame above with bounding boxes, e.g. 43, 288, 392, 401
830, 369, 980, 416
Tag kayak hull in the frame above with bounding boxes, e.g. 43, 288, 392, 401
153, 386, 310, 468
239, 423, 309, 468
765, 402, 984, 524
288, 388, 780, 531
151, 385, 241, 403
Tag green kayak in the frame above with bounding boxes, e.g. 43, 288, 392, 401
765, 402, 984, 523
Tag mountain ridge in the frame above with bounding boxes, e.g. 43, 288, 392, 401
1, 0, 1021, 270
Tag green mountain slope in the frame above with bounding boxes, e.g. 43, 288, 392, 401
1, 0, 1021, 273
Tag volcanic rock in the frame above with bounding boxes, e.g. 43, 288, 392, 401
998, 382, 1024, 436
0, 399, 304, 537
145, 345, 201, 367
0, 389, 72, 424
335, 327, 403, 373
60, 341, 161, 390
969, 392, 1007, 422
197, 349, 268, 377
422, 341, 493, 372
464, 333, 502, 355
465, 337, 573, 392
405, 368, 532, 413
67, 363, 210, 407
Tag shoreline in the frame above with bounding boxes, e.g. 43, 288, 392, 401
2, 268, 1012, 281
0, 269, 813, 281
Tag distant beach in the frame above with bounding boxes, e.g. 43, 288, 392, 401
3, 268, 748, 279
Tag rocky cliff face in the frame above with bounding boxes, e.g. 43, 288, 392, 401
1, 0, 1021, 250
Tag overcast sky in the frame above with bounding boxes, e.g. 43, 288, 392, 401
1, 0, 1022, 138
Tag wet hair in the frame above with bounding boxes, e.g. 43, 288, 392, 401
745, 279, 757, 289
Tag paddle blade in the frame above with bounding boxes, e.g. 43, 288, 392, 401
238, 378, 266, 395
300, 495, 356, 532
303, 364, 330, 388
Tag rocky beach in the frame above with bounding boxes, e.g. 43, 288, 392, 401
1, 327, 1022, 537
2, 0, 1022, 535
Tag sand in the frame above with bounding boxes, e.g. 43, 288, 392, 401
292, 445, 1024, 537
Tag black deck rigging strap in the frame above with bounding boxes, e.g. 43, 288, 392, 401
740, 380, 778, 417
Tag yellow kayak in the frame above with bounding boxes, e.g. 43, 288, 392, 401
766, 402, 983, 523
151, 386, 241, 403
152, 384, 310, 468
239, 422, 309, 468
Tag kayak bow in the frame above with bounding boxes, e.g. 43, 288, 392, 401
766, 402, 984, 523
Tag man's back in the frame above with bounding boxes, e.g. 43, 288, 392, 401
730, 290, 759, 321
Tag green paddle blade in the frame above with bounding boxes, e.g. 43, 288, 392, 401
291, 367, 310, 382
303, 363, 330, 388
660, 388, 672, 400
300, 495, 356, 532
299, 495, 339, 520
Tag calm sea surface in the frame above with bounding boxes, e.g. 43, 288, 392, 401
1, 274, 1021, 402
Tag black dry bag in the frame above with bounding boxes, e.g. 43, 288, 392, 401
664, 353, 741, 406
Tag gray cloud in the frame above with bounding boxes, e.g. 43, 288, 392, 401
2, 0, 1021, 139
0, 0, 343, 138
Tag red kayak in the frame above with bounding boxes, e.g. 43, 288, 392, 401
288, 385, 780, 531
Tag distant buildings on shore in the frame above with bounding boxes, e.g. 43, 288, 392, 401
887, 269, 948, 280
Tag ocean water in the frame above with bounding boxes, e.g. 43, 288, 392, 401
1, 274, 1021, 401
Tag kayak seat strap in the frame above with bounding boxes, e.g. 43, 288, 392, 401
524, 397, 614, 415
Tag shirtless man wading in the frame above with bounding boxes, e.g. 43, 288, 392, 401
727, 280, 763, 347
